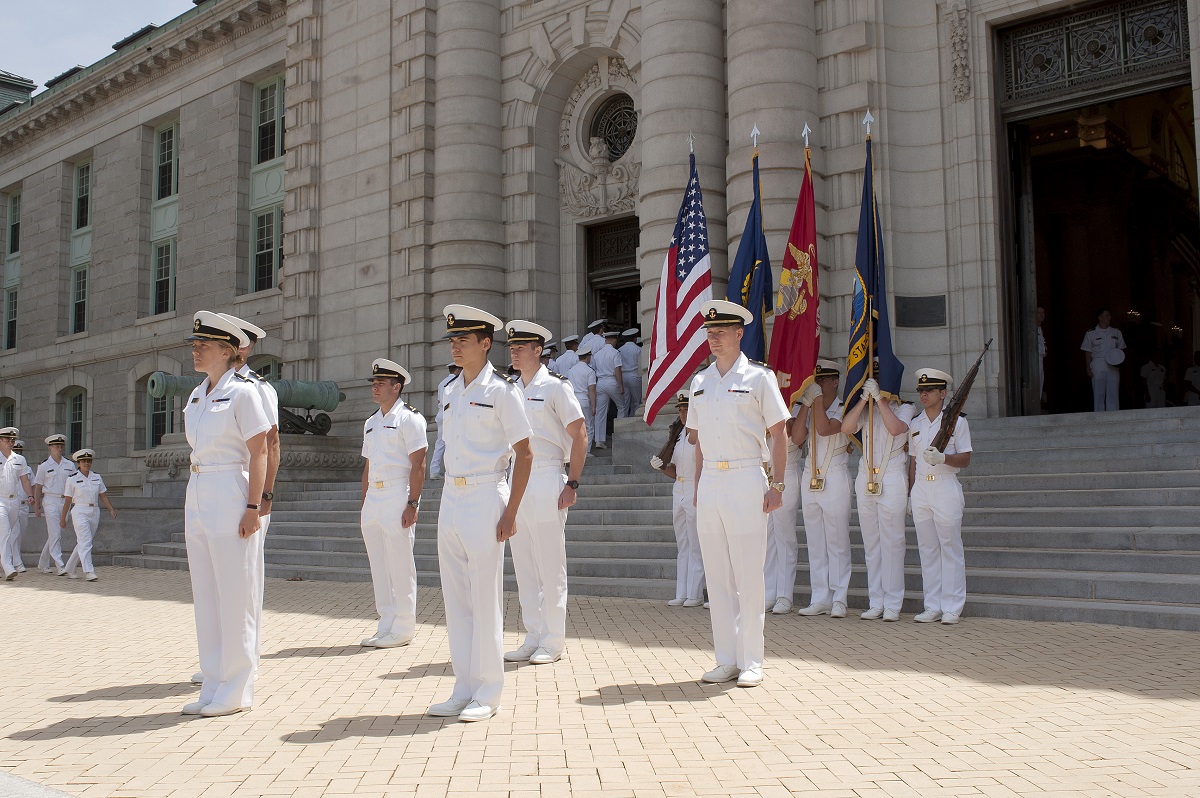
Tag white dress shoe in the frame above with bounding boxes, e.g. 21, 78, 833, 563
701, 664, 740, 684
199, 704, 249, 718
683, 598, 704, 607
84, 572, 98, 582
39, 567, 54, 574
940, 614, 960, 625
830, 602, 847, 618
181, 702, 208, 715
56, 568, 68, 576
372, 633, 413, 648
529, 648, 562, 665
15, 565, 26, 573
860, 607, 884, 620
427, 697, 472, 717
458, 701, 499, 722
736, 669, 763, 688
67, 572, 79, 580
593, 441, 607, 449
702, 601, 710, 609
771, 598, 793, 614
796, 603, 832, 616
882, 609, 901, 622
190, 672, 204, 685
914, 609, 943, 623
504, 642, 539, 662
361, 636, 380, 647
667, 598, 686, 607
4, 571, 14, 581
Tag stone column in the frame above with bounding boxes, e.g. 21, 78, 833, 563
725, 0, 818, 334
636, 0, 727, 331
430, 0, 505, 319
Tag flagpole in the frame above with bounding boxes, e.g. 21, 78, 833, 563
863, 110, 880, 496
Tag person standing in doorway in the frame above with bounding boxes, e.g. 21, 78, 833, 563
1081, 309, 1126, 412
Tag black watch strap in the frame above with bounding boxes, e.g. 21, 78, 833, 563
261, 491, 274, 501
565, 479, 579, 489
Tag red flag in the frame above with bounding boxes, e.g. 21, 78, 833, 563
644, 153, 713, 425
767, 147, 819, 403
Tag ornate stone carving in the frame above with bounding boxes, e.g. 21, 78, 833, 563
608, 57, 636, 87
561, 65, 600, 151
946, 3, 971, 103
557, 137, 640, 219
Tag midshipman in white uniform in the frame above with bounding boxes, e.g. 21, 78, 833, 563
60, 449, 116, 582
651, 393, 705, 607
33, 434, 75, 574
763, 401, 803, 614
0, 427, 35, 580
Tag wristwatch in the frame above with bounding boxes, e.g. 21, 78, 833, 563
246, 503, 260, 510
261, 491, 274, 502
406, 499, 420, 510
769, 481, 786, 493
565, 479, 579, 489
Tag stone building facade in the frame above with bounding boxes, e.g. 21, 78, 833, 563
1, 0, 1197, 493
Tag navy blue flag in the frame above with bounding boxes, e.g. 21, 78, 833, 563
726, 151, 773, 360
843, 136, 904, 413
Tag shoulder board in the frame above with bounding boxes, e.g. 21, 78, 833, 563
249, 370, 267, 383
232, 372, 251, 382
404, 402, 419, 414
549, 371, 569, 381
959, 412, 968, 418
748, 359, 772, 370
502, 373, 520, 384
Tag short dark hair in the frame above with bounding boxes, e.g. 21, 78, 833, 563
1096, 307, 1110, 319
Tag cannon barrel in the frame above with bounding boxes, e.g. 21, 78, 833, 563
147, 372, 346, 411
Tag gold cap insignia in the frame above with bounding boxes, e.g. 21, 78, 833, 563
707, 308, 718, 319
372, 364, 380, 373
509, 327, 517, 337
446, 313, 456, 326
193, 319, 202, 331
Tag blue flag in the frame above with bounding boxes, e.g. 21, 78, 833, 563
726, 151, 773, 360
844, 137, 903, 413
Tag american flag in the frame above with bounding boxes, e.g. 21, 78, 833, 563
644, 153, 713, 424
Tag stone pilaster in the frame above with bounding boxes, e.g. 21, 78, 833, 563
636, 0, 727, 334
725, 0, 818, 342
282, 0, 323, 380
431, 0, 506, 320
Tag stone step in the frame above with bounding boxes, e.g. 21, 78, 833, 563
966, 406, 1200, 432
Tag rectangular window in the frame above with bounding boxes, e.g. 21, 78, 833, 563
74, 162, 91, 230
155, 125, 178, 201
255, 78, 285, 165
152, 239, 176, 315
67, 392, 85, 453
0, 402, 13, 429
6, 194, 18, 255
4, 289, 15, 350
253, 207, 282, 291
71, 264, 88, 334
149, 393, 171, 448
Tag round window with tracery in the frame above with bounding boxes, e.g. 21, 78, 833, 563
590, 94, 637, 162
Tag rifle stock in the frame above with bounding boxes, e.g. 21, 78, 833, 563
656, 418, 685, 466
932, 339, 992, 452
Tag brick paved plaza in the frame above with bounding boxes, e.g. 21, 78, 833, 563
1, 567, 1197, 798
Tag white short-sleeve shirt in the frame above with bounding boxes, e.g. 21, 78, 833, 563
592, 343, 622, 380
567, 361, 597, 399
685, 353, 791, 463
846, 400, 916, 472
65, 471, 107, 507
618, 342, 640, 375
33, 457, 77, 496
362, 401, 428, 482
0, 452, 29, 499
1080, 326, 1126, 361
555, 350, 579, 375
909, 406, 973, 479
238, 364, 280, 428
519, 366, 585, 462
798, 397, 850, 472
441, 362, 533, 477
183, 369, 273, 468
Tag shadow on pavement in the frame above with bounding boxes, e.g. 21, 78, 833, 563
47, 682, 198, 703
8, 712, 195, 740
578, 679, 735, 706
281, 713, 448, 743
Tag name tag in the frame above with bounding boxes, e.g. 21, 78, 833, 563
526, 397, 545, 403
190, 397, 200, 404
212, 397, 231, 404
365, 428, 375, 434
470, 402, 494, 408
693, 389, 705, 396
728, 389, 750, 394
384, 425, 397, 430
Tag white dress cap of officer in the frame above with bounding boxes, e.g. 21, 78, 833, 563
561, 335, 580, 345
187, 311, 250, 349
503, 320, 553, 347
216, 313, 266, 345
576, 343, 593, 357
700, 299, 755, 326
622, 328, 639, 337
12, 440, 24, 452
45, 434, 67, 446
369, 358, 411, 385
72, 449, 95, 463
587, 319, 607, 331
815, 359, 842, 378
915, 368, 953, 391
0, 427, 17, 439
443, 304, 503, 338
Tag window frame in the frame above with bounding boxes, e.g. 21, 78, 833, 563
252, 205, 283, 292
0, 399, 14, 429
154, 123, 179, 202
3, 288, 15, 350
151, 238, 176, 316
65, 390, 86, 454
5, 193, 19, 256
70, 263, 89, 335
73, 162, 92, 232
146, 390, 173, 449
254, 76, 286, 167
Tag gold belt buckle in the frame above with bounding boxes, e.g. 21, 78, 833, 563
190, 464, 200, 473
926, 474, 937, 481
716, 461, 729, 470
809, 476, 825, 492
374, 481, 385, 489
454, 477, 467, 487
866, 482, 882, 495
677, 476, 684, 482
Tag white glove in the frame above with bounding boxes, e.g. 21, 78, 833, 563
799, 383, 821, 407
863, 378, 881, 402
921, 447, 945, 466
650, 455, 664, 470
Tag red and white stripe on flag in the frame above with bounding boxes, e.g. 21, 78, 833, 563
644, 153, 713, 425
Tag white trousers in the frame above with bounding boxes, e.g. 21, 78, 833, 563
574, 392, 595, 449
430, 433, 446, 477
671, 481, 704, 601
8, 512, 27, 568
621, 374, 642, 417
763, 459, 801, 602
185, 470, 259, 709
1092, 362, 1120, 411
594, 378, 622, 444
510, 466, 569, 652
696, 466, 768, 671
437, 477, 507, 706
39, 497, 66, 570
911, 476, 966, 617
63, 507, 99, 574
0, 499, 19, 575
361, 482, 417, 639
800, 464, 852, 606
252, 513, 269, 657
855, 462, 908, 613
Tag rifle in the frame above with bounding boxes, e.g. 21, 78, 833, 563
656, 418, 685, 467
932, 339, 992, 452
